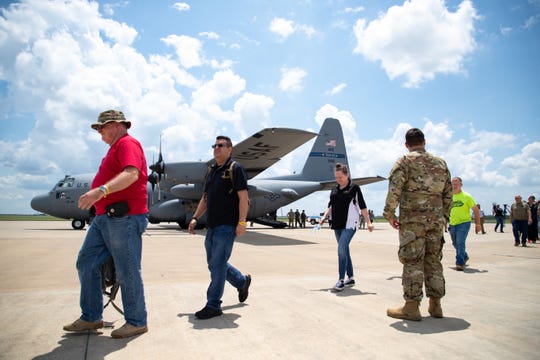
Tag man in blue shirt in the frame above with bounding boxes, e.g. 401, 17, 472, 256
188, 136, 251, 319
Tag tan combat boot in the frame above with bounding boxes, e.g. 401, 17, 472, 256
387, 300, 421, 321
428, 297, 443, 318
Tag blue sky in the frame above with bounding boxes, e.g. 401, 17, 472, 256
0, 0, 539, 216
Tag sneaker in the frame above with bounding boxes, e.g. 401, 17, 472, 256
111, 322, 148, 339
333, 280, 345, 291
344, 278, 356, 287
455, 265, 464, 271
63, 318, 103, 332
238, 274, 251, 303
522, 243, 527, 247
195, 306, 223, 320
514, 243, 519, 246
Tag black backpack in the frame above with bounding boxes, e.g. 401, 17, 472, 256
101, 256, 123, 314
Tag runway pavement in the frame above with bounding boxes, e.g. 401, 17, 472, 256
0, 220, 539, 360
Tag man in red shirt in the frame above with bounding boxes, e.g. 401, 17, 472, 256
63, 110, 149, 338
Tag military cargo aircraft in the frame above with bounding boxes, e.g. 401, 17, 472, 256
31, 118, 385, 229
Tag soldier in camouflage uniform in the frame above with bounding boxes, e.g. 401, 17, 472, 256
383, 128, 452, 321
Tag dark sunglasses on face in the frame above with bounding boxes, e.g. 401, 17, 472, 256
212, 143, 228, 149
95, 123, 112, 131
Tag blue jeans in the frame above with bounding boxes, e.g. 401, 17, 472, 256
512, 220, 528, 245
495, 216, 504, 232
77, 214, 148, 326
449, 222, 470, 266
333, 228, 356, 280
204, 225, 247, 310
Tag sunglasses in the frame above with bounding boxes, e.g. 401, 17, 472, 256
95, 122, 112, 131
212, 143, 229, 149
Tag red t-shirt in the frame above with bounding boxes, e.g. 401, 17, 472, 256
92, 134, 148, 215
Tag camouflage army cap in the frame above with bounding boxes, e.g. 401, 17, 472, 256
91, 110, 131, 130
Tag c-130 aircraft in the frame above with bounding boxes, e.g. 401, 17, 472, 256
31, 118, 385, 229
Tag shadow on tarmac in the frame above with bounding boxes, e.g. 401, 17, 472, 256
312, 288, 378, 297
177, 303, 248, 330
449, 266, 489, 274
31, 330, 136, 360
390, 317, 471, 334
236, 232, 316, 246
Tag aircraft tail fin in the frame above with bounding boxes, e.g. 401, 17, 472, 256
298, 118, 348, 181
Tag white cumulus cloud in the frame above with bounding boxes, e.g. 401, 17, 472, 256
279, 67, 307, 92
353, 0, 479, 88
172, 2, 190, 12
269, 17, 316, 39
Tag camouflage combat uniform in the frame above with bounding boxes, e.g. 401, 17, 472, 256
383, 149, 452, 301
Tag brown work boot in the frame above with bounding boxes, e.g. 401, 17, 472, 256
111, 322, 148, 339
63, 318, 104, 332
428, 297, 443, 318
387, 300, 421, 321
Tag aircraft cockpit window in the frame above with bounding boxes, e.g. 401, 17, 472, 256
53, 181, 64, 190
60, 177, 76, 188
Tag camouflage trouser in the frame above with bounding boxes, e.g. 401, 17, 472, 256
398, 222, 445, 301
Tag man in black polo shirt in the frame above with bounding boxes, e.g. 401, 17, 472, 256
188, 135, 251, 319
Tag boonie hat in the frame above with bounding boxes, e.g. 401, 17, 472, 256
91, 110, 131, 130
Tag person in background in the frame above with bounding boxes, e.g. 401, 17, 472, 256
383, 128, 452, 321
510, 195, 532, 247
474, 204, 486, 234
63, 110, 149, 338
527, 196, 538, 244
188, 135, 251, 319
300, 210, 307, 228
449, 177, 481, 271
288, 209, 295, 228
493, 204, 505, 233
359, 213, 366, 229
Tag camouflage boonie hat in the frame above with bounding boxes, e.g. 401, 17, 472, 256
91, 110, 131, 130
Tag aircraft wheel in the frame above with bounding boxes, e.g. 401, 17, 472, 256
72, 219, 85, 230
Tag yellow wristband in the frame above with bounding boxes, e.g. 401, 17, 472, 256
238, 221, 247, 227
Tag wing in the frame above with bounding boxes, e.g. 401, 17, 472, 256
231, 127, 317, 179
319, 176, 387, 191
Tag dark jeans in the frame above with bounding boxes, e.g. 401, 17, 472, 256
512, 220, 528, 245
494, 216, 504, 232
204, 225, 247, 309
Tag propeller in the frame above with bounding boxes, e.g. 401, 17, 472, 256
149, 135, 165, 179
148, 136, 165, 201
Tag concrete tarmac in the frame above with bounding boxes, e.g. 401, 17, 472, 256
0, 221, 539, 360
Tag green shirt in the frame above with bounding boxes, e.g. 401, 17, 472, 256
450, 191, 476, 226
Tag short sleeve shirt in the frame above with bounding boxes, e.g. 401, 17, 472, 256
204, 158, 248, 228
450, 191, 476, 226
92, 134, 148, 215
328, 182, 367, 230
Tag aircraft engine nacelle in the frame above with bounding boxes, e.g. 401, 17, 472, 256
280, 188, 299, 199
162, 162, 209, 184
148, 199, 186, 223
170, 183, 203, 200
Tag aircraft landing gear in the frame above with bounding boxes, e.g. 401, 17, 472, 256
72, 219, 85, 230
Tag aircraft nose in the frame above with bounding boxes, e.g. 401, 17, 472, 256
31, 194, 50, 213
